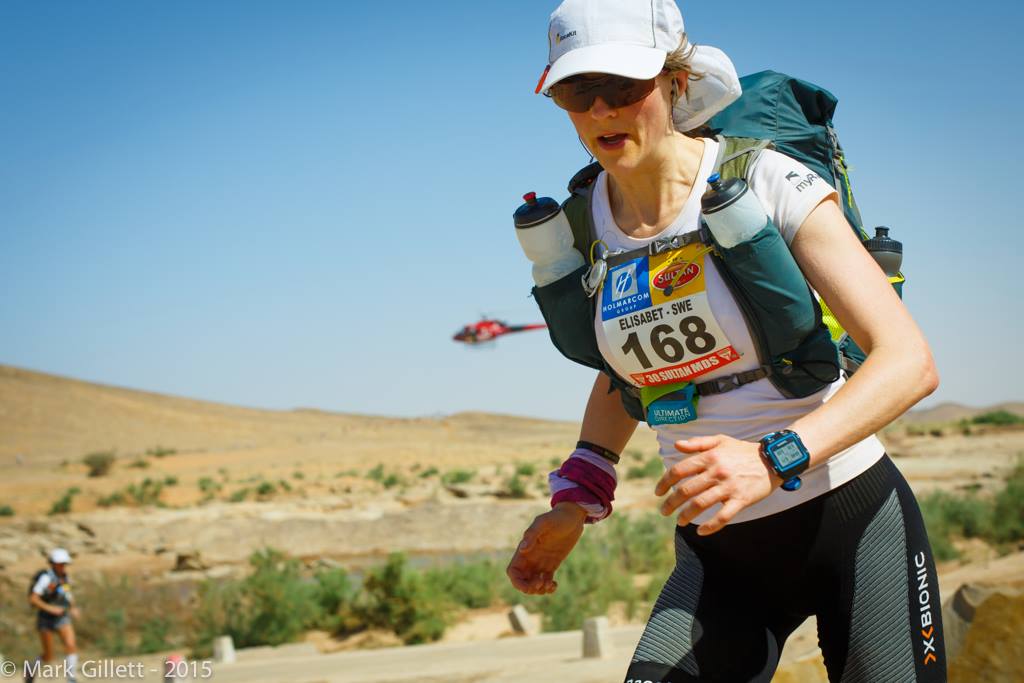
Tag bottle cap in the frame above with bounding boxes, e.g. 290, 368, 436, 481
700, 174, 747, 215
864, 226, 902, 254
514, 193, 561, 229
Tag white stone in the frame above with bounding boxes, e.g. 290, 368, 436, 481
508, 604, 537, 636
212, 636, 236, 664
582, 616, 613, 659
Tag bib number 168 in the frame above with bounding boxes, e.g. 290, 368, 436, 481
620, 316, 716, 369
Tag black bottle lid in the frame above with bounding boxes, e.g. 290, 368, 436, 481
864, 226, 902, 254
700, 172, 749, 215
514, 192, 561, 229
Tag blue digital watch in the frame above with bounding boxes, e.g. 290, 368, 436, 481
759, 430, 810, 492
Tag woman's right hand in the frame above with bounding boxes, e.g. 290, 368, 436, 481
506, 502, 586, 595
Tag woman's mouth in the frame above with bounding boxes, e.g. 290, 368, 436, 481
596, 133, 628, 150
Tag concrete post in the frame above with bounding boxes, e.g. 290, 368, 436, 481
213, 636, 236, 664
582, 616, 613, 659
508, 604, 538, 636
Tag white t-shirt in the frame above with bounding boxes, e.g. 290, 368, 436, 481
592, 138, 885, 524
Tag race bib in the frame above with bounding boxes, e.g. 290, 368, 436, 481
600, 243, 740, 387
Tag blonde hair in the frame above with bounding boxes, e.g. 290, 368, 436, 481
664, 34, 709, 136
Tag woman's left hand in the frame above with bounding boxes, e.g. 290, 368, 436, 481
655, 434, 782, 535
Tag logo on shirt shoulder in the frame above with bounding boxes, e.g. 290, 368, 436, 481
785, 171, 821, 193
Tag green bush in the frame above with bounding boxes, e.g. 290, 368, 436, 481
0, 505, 14, 516
991, 458, 1024, 544
278, 479, 292, 492
48, 488, 80, 515
312, 567, 356, 632
256, 481, 276, 497
441, 469, 475, 485
97, 491, 126, 508
627, 458, 665, 480
382, 473, 403, 489
424, 560, 503, 610
229, 488, 250, 503
355, 554, 451, 644
193, 549, 320, 653
126, 478, 164, 506
973, 410, 1024, 426
198, 477, 221, 494
128, 458, 150, 469
419, 466, 440, 479
502, 475, 529, 499
292, 470, 305, 480
146, 446, 177, 458
164, 476, 178, 486
366, 464, 386, 482
83, 451, 116, 477
138, 616, 173, 654
515, 463, 537, 477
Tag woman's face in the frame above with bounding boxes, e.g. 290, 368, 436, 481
565, 71, 682, 175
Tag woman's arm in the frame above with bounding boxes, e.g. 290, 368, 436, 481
507, 371, 638, 594
786, 197, 939, 463
578, 372, 640, 453
28, 593, 65, 616
657, 197, 938, 534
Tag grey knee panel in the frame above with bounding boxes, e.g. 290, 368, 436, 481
840, 490, 916, 682
631, 537, 703, 676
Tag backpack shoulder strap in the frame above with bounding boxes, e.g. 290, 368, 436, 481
564, 161, 603, 262
713, 135, 772, 182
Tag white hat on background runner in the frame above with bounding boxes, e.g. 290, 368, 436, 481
538, 0, 742, 131
49, 548, 72, 564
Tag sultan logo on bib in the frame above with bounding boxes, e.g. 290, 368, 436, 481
601, 243, 740, 387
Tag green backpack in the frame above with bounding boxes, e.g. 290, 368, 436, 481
563, 70, 903, 374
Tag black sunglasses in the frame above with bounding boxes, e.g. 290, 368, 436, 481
547, 73, 659, 113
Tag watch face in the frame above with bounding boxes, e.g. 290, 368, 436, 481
772, 438, 806, 469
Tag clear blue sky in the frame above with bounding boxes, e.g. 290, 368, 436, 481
2, 0, 1021, 421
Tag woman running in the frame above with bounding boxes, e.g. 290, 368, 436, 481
507, 0, 947, 680
26, 548, 79, 683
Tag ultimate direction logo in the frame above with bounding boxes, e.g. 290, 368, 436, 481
785, 171, 821, 193
555, 30, 577, 44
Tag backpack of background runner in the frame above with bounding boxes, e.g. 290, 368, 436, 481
27, 569, 48, 596
706, 70, 905, 371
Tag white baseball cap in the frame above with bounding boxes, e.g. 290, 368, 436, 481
538, 0, 742, 131
49, 548, 72, 564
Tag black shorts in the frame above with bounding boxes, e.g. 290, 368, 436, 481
36, 611, 70, 632
625, 455, 946, 682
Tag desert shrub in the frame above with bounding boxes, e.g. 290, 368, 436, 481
502, 475, 529, 499
277, 479, 292, 492
929, 429, 944, 438
128, 458, 150, 469
991, 458, 1024, 544
627, 458, 665, 480
441, 469, 475, 485
604, 512, 674, 575
193, 549, 319, 654
292, 471, 305, 480
146, 446, 177, 458
164, 476, 178, 486
549, 456, 561, 468
905, 424, 927, 437
83, 451, 116, 477
419, 466, 439, 479
0, 505, 14, 516
382, 473, 403, 489
355, 553, 451, 644
229, 488, 250, 503
256, 481, 276, 497
515, 463, 537, 477
312, 567, 356, 632
424, 559, 503, 610
198, 477, 221, 494
973, 410, 1023, 426
126, 478, 164, 506
48, 488, 80, 515
97, 491, 126, 508
138, 616, 174, 653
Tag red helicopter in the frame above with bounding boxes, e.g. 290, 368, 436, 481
452, 318, 547, 344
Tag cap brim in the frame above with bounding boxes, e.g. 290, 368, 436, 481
542, 44, 665, 93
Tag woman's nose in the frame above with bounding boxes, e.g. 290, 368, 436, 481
589, 96, 616, 118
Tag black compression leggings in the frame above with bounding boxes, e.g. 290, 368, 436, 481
625, 455, 946, 682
